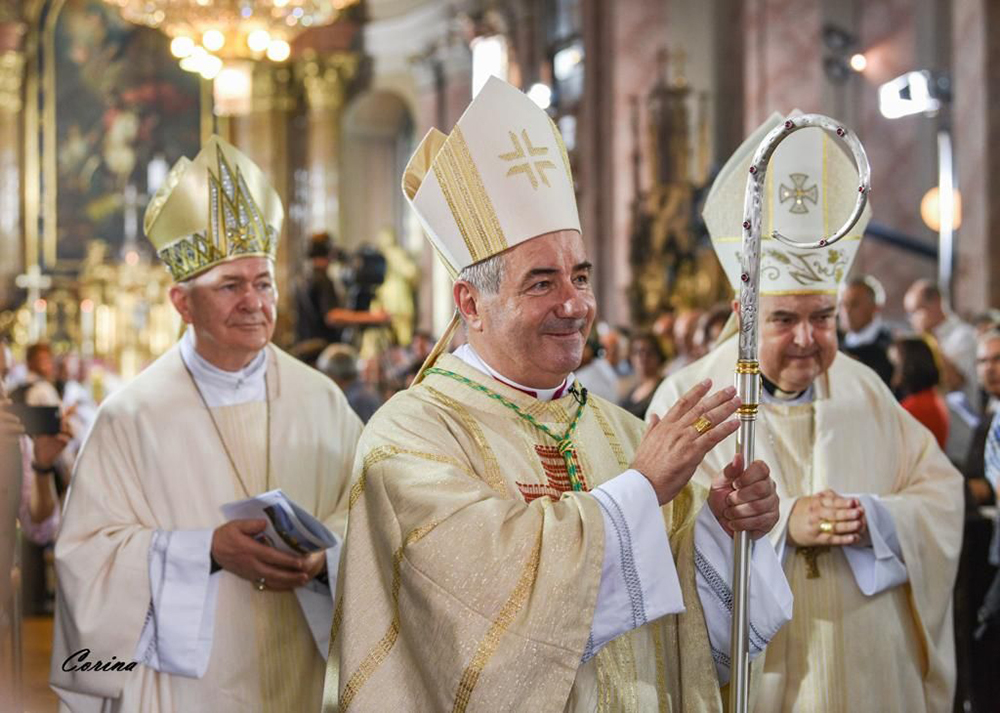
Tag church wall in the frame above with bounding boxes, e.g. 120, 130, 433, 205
604, 0, 668, 327
0, 21, 22, 307
952, 0, 1000, 314
363, 0, 470, 338
850, 0, 943, 320
740, 0, 948, 321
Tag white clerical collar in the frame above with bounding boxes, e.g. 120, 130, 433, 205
452, 343, 573, 402
179, 328, 267, 408
843, 317, 884, 348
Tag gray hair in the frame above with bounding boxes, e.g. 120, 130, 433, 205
979, 329, 1000, 348
317, 344, 359, 382
844, 274, 886, 307
457, 253, 506, 295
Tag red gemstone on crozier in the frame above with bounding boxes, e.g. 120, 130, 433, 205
742, 220, 750, 230
784, 120, 793, 129
859, 185, 865, 193
749, 166, 757, 174
741, 273, 749, 282
836, 127, 845, 136
819, 239, 827, 247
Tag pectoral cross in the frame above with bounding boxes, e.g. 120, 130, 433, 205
796, 546, 830, 579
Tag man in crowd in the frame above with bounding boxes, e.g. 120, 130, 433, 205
665, 308, 703, 376
953, 329, 1000, 710
11, 342, 61, 407
649, 113, 963, 712
330, 77, 792, 711
317, 343, 382, 423
904, 279, 977, 397
904, 278, 980, 462
838, 274, 893, 386
51, 137, 362, 712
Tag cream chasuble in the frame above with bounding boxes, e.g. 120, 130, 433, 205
51, 344, 362, 712
330, 353, 747, 712
648, 336, 963, 713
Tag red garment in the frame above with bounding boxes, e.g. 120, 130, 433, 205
901, 388, 950, 449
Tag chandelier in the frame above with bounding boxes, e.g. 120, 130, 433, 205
103, 0, 358, 79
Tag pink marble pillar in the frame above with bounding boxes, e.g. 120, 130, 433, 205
952, 0, 1000, 313
604, 0, 668, 325
850, 0, 938, 316
743, 0, 823, 133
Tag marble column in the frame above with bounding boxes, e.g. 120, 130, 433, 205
408, 43, 472, 337
952, 0, 1000, 313
0, 21, 24, 307
605, 0, 668, 325
231, 64, 298, 345
850, 0, 941, 317
297, 50, 358, 242
742, 0, 823, 133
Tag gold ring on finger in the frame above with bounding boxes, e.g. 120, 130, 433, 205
255, 577, 266, 592
818, 520, 834, 534
693, 415, 714, 435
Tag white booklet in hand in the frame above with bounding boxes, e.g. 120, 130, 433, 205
220, 489, 337, 555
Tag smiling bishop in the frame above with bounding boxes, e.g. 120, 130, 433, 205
50, 136, 362, 712
647, 113, 964, 712
328, 77, 794, 712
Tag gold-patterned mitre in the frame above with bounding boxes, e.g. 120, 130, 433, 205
143, 135, 283, 282
402, 76, 580, 275
704, 111, 872, 295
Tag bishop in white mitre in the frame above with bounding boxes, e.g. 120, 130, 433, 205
648, 114, 963, 712
329, 77, 793, 712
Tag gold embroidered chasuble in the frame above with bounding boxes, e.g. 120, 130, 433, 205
51, 344, 362, 712
329, 354, 733, 712
649, 336, 964, 713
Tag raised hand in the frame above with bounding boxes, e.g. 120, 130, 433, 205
632, 379, 741, 506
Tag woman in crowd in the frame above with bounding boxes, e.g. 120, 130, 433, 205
890, 336, 950, 449
619, 330, 666, 419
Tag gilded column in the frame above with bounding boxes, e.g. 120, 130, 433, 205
231, 64, 297, 345
0, 20, 24, 306
297, 50, 358, 243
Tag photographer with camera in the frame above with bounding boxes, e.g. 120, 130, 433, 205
1, 341, 69, 546
292, 232, 389, 349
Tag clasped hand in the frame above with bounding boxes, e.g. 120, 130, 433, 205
211, 519, 326, 591
787, 489, 868, 547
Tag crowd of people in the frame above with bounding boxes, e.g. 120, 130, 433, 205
0, 79, 996, 711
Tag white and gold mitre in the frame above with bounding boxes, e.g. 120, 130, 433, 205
402, 76, 580, 275
704, 112, 872, 295
143, 135, 283, 282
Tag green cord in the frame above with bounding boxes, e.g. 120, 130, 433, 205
424, 367, 589, 491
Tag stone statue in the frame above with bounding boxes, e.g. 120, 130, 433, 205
374, 227, 418, 346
